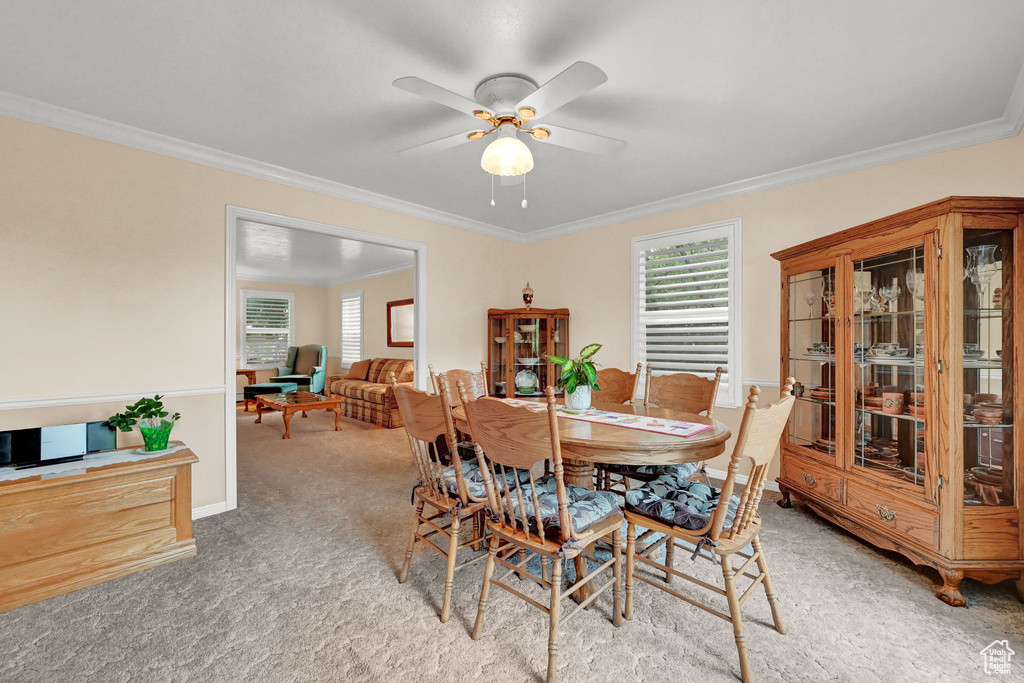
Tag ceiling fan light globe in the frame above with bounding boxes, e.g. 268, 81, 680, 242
480, 136, 534, 176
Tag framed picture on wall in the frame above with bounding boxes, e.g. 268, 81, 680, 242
387, 298, 414, 347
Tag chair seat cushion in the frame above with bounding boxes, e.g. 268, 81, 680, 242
442, 458, 530, 499
624, 472, 740, 531
331, 379, 390, 404
511, 477, 620, 534
609, 461, 700, 479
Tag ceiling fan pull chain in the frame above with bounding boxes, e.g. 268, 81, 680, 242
522, 172, 528, 210
490, 173, 495, 207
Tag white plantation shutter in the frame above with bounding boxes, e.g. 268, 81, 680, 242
242, 291, 294, 367
341, 290, 363, 366
632, 219, 742, 407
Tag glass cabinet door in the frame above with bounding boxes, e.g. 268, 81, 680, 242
786, 266, 839, 461
512, 316, 546, 396
489, 315, 509, 396
963, 229, 1014, 506
851, 247, 928, 492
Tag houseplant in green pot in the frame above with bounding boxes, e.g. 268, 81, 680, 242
108, 395, 182, 452
547, 343, 602, 411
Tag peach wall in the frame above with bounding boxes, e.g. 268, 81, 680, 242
325, 267, 415, 377
3, 108, 1023, 510
526, 129, 1024, 477
0, 114, 523, 511
235, 280, 330, 388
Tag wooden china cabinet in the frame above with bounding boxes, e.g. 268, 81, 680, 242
772, 197, 1024, 605
487, 308, 570, 398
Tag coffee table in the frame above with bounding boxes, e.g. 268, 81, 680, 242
254, 392, 344, 439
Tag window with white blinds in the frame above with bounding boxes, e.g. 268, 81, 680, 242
241, 290, 294, 368
340, 290, 363, 367
631, 219, 742, 407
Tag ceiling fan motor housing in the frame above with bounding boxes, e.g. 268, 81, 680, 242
474, 75, 538, 118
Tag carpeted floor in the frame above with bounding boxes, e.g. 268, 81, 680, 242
2, 406, 1021, 682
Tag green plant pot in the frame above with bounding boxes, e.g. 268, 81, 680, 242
139, 420, 174, 452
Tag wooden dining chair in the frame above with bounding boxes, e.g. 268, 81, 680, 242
391, 374, 489, 623
591, 362, 642, 405
596, 366, 723, 492
623, 379, 795, 683
460, 383, 623, 683
429, 361, 488, 402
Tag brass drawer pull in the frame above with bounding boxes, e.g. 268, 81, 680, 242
802, 472, 817, 487
876, 504, 897, 521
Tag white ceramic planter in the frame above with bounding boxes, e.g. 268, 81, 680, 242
565, 385, 592, 411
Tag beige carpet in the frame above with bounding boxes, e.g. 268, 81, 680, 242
1, 406, 1021, 682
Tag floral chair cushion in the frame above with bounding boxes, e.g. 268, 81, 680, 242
614, 462, 701, 479
442, 459, 531, 500
624, 471, 739, 530
509, 477, 620, 534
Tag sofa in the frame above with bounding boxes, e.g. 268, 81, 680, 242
328, 357, 414, 428
275, 345, 328, 394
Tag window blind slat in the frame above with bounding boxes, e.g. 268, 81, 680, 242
341, 290, 363, 365
243, 292, 292, 365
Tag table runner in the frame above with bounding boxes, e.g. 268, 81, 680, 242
502, 399, 714, 438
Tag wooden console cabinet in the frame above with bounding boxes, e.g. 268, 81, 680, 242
772, 197, 1024, 605
0, 443, 198, 613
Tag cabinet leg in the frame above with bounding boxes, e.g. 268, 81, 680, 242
777, 482, 793, 509
935, 569, 966, 607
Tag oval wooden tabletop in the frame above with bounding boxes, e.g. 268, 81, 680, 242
452, 400, 732, 467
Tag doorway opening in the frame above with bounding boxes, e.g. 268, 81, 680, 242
224, 206, 427, 511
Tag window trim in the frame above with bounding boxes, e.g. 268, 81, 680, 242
340, 289, 364, 369
240, 289, 295, 370
630, 217, 743, 408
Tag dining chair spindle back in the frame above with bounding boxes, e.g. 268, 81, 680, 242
391, 374, 488, 623
592, 363, 642, 405
459, 383, 624, 683
623, 379, 796, 683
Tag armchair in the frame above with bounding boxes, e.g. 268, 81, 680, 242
275, 345, 328, 393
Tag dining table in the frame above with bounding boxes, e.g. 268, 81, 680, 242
451, 397, 732, 601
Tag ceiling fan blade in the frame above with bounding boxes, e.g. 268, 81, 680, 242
393, 76, 491, 119
532, 124, 626, 156
398, 129, 482, 156
515, 61, 607, 121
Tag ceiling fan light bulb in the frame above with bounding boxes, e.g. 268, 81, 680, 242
522, 199, 528, 209
480, 136, 534, 176
490, 199, 496, 207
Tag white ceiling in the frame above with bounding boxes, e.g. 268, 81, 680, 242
2, 1, 1023, 241
235, 221, 413, 287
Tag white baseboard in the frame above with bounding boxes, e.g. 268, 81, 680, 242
192, 501, 230, 520
705, 467, 781, 493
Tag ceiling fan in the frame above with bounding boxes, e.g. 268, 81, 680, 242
393, 61, 627, 182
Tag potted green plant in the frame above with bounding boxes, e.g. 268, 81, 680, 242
547, 343, 602, 411
108, 395, 182, 452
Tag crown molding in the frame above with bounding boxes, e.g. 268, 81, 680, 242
0, 91, 524, 243
3, 66, 1023, 248
521, 114, 1024, 243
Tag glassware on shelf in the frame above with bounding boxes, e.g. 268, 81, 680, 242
803, 290, 818, 317
965, 244, 999, 305
855, 285, 876, 313
877, 283, 901, 312
905, 268, 923, 301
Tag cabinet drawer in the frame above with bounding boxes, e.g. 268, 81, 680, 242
845, 482, 938, 549
781, 454, 842, 504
